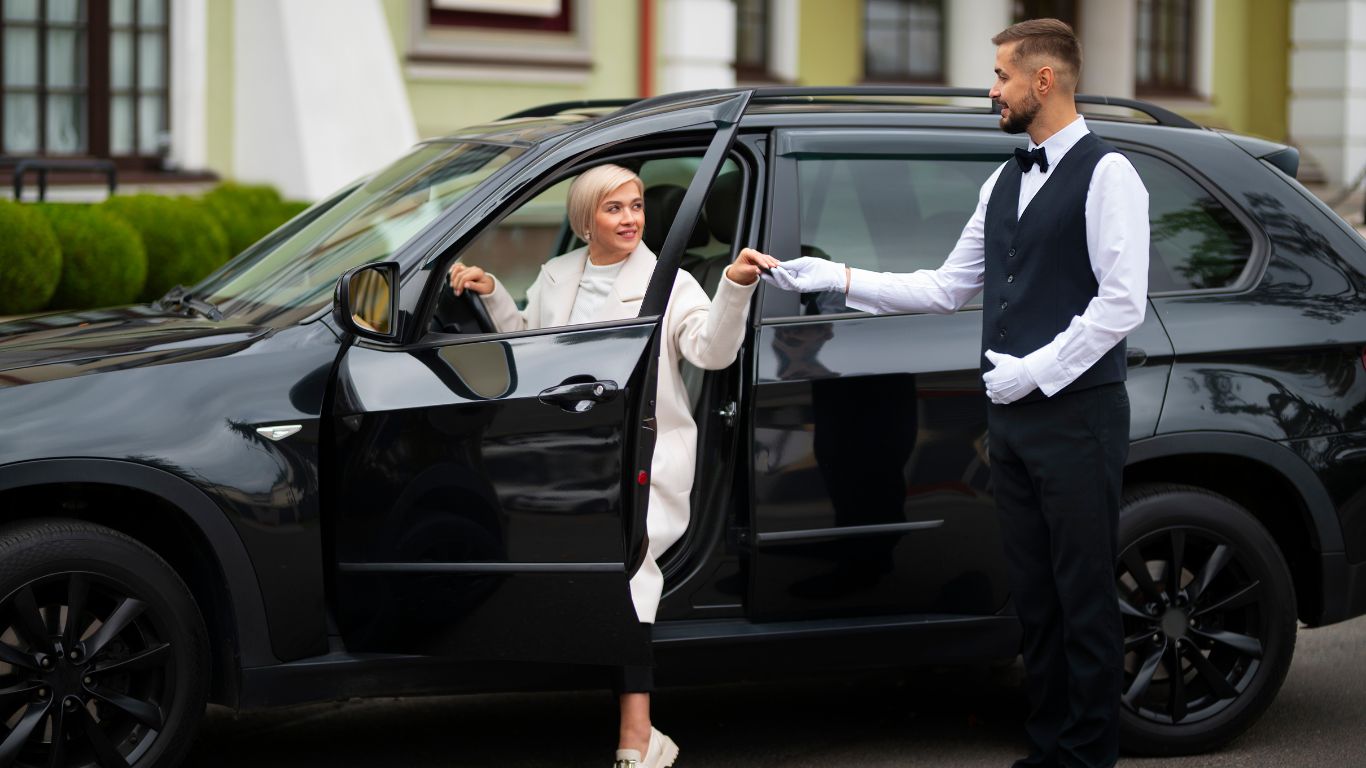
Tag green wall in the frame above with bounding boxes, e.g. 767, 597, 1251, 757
389, 0, 644, 139
798, 0, 863, 85
205, 0, 235, 174
1181, 0, 1289, 141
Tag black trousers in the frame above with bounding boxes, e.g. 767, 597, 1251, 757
614, 623, 654, 694
987, 383, 1128, 768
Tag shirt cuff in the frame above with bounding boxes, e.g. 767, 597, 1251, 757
844, 267, 881, 312
1021, 346, 1074, 398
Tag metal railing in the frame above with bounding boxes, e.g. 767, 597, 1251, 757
4, 158, 118, 201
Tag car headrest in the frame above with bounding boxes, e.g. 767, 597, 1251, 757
705, 171, 741, 244
644, 184, 710, 254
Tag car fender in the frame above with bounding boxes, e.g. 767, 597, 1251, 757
1127, 431, 1343, 554
0, 457, 277, 667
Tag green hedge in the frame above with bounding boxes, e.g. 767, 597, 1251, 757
102, 194, 229, 302
37, 204, 147, 309
0, 199, 62, 315
201, 183, 302, 256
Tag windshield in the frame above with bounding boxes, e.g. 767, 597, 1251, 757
191, 141, 525, 326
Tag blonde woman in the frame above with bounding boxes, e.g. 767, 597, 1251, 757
448, 164, 776, 767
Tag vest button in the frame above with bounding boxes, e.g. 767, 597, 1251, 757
1008, 248, 1016, 258
1006, 274, 1015, 283
1000, 300, 1008, 310
999, 328, 1007, 338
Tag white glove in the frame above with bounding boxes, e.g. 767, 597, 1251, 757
759, 256, 848, 294
983, 350, 1039, 405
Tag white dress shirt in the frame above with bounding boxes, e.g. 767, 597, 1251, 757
845, 115, 1150, 397
567, 257, 626, 325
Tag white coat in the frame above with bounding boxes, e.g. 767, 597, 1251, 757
478, 242, 756, 623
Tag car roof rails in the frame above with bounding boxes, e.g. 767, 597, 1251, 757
500, 99, 641, 119
500, 86, 1201, 130
749, 86, 1200, 129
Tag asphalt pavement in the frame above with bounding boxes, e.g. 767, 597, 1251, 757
186, 614, 1366, 767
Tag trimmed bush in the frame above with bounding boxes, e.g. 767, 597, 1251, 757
37, 204, 148, 310
102, 194, 230, 302
275, 200, 311, 222
0, 199, 62, 315
201, 183, 288, 256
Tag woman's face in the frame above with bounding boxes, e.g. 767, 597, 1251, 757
589, 181, 643, 260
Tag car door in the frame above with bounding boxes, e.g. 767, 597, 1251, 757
747, 127, 1173, 621
327, 93, 751, 666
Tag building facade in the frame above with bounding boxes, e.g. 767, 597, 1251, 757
3, 0, 1362, 198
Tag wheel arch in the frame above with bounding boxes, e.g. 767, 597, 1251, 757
1125, 432, 1341, 625
0, 458, 280, 705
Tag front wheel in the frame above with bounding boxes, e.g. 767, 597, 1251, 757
1116, 484, 1296, 756
0, 519, 209, 768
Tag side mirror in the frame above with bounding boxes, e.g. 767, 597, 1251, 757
334, 262, 400, 342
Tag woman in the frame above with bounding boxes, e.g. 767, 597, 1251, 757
448, 164, 776, 767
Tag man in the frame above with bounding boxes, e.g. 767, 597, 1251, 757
759, 19, 1149, 768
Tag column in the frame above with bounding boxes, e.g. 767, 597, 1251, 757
946, 0, 1012, 88
232, 0, 419, 200
658, 0, 736, 93
1077, 0, 1135, 98
168, 0, 207, 172
1290, 0, 1366, 187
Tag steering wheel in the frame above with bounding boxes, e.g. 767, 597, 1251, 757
430, 281, 496, 335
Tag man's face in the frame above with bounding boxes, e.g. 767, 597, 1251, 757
989, 41, 1040, 135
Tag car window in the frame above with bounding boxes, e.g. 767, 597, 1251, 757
1129, 153, 1255, 292
795, 154, 1001, 314
194, 141, 523, 327
444, 155, 741, 318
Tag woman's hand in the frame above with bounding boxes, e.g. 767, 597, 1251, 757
725, 248, 781, 286
447, 263, 495, 296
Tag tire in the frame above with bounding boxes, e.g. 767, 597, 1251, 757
1116, 484, 1296, 756
0, 519, 209, 768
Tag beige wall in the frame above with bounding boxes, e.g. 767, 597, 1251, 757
389, 0, 645, 139
205, 0, 235, 175
797, 0, 862, 85
1178, 0, 1290, 141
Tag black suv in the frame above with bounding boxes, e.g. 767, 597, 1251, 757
1, 88, 1364, 767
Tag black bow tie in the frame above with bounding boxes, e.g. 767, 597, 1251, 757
1015, 146, 1049, 173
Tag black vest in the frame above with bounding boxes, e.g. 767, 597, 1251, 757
982, 132, 1127, 402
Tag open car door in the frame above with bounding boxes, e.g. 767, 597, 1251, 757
328, 92, 751, 666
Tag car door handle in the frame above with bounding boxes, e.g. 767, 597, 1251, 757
538, 380, 618, 412
1126, 348, 1148, 367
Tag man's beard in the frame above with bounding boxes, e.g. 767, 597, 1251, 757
998, 94, 1040, 135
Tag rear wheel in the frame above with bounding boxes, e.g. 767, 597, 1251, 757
0, 520, 209, 768
1116, 484, 1296, 756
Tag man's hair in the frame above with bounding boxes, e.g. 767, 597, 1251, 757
992, 18, 1082, 90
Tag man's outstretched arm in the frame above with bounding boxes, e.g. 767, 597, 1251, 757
763, 165, 1002, 316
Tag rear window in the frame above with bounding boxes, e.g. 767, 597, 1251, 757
1129, 153, 1255, 292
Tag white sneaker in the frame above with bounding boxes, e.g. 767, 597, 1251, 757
613, 728, 679, 767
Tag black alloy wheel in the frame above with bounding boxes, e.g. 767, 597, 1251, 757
1115, 484, 1296, 756
0, 521, 208, 768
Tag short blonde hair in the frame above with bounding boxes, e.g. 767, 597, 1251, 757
567, 164, 644, 242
